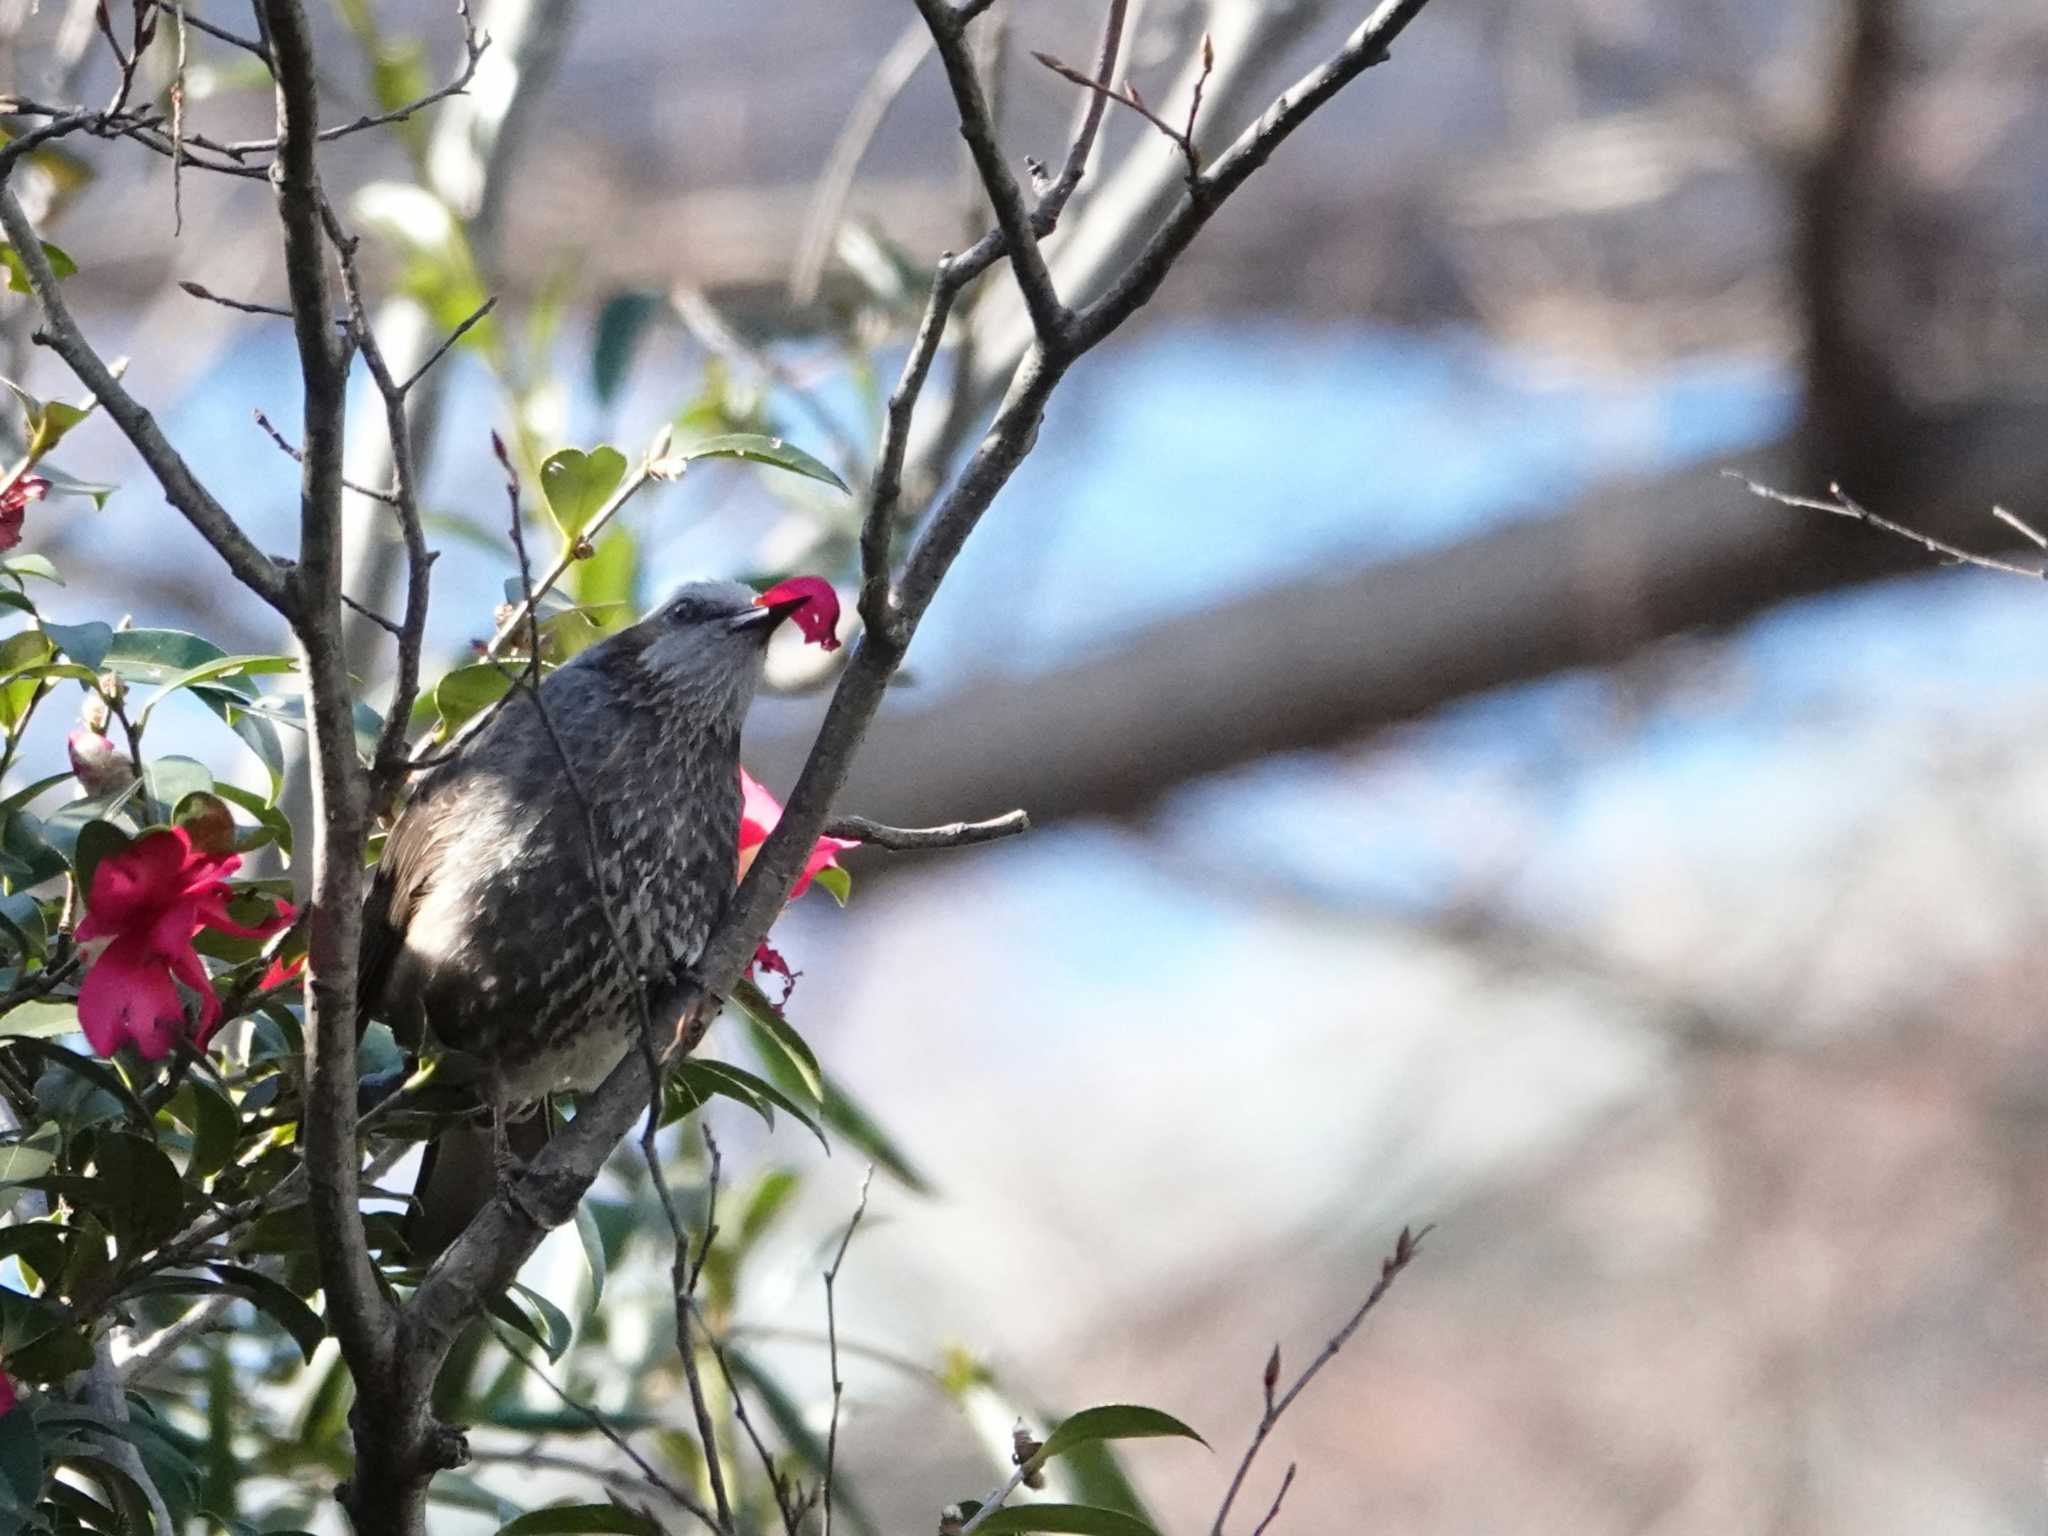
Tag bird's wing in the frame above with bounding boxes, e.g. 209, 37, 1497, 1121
356, 770, 462, 1040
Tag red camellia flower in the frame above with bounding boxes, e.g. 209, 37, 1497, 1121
0, 475, 49, 554
75, 827, 295, 1060
0, 1368, 15, 1416
738, 767, 857, 1002
755, 576, 842, 651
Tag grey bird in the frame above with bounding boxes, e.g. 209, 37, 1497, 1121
358, 580, 812, 1249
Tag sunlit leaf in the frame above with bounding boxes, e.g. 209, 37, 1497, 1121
684, 432, 847, 493
539, 446, 628, 539
0, 240, 76, 295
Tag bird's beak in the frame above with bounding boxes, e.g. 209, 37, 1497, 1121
728, 596, 808, 638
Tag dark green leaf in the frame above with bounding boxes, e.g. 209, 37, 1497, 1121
681, 1059, 827, 1151
753, 1051, 931, 1194
90, 1132, 188, 1253
12, 1038, 151, 1131
684, 431, 848, 493
1030, 1406, 1207, 1473
495, 1503, 664, 1535
965, 1505, 1161, 1536
0, 1140, 55, 1181
511, 1282, 575, 1361
734, 983, 823, 1100
0, 1391, 43, 1508
591, 290, 660, 407
204, 1263, 326, 1362
68, 818, 132, 900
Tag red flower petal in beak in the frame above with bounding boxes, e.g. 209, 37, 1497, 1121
754, 576, 842, 651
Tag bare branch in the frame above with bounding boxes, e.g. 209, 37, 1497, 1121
1034, 45, 1201, 179
1247, 1463, 1297, 1536
911, 0, 1069, 348
1211, 1225, 1431, 1536
507, 1344, 720, 1530
1034, 0, 1130, 222
253, 409, 400, 505
1072, 0, 1438, 353
217, 1, 488, 156
0, 185, 293, 614
399, 293, 497, 395
822, 1168, 874, 1536
1729, 472, 2048, 582
823, 809, 1028, 851
179, 279, 292, 318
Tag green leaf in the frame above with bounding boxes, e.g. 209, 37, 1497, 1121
40, 619, 112, 672
203, 1262, 326, 1362
1029, 1406, 1208, 1474
684, 431, 848, 493
495, 1504, 665, 1535
0, 770, 77, 816
103, 628, 255, 694
0, 889, 48, 961
0, 239, 76, 295
11, 1037, 151, 1131
573, 1204, 606, 1310
0, 1140, 54, 1181
90, 1132, 188, 1253
736, 1166, 801, 1248
134, 653, 295, 730
28, 399, 87, 460
591, 291, 661, 407
68, 817, 132, 900
144, 756, 212, 815
812, 862, 853, 906
540, 446, 629, 539
734, 982, 823, 1100
963, 1505, 1161, 1536
674, 1059, 828, 1151
0, 1000, 71, 1040
752, 1050, 932, 1194
433, 661, 518, 736
213, 782, 293, 858
0, 1386, 43, 1508
2, 553, 62, 584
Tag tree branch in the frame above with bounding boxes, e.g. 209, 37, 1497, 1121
823, 810, 1028, 851
911, 0, 1069, 349
260, 3, 400, 1522
1211, 1225, 1430, 1536
0, 184, 293, 615
395, 5, 1444, 1512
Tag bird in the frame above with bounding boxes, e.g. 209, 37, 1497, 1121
357, 578, 828, 1251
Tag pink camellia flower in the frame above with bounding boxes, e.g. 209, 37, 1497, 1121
0, 475, 48, 554
738, 767, 856, 1003
75, 827, 295, 1060
755, 576, 842, 652
738, 767, 855, 899
0, 1368, 15, 1415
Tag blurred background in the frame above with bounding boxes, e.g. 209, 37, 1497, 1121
6, 0, 2048, 1530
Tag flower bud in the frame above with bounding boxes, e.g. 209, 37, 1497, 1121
67, 726, 136, 797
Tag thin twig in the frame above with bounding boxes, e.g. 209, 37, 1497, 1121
253, 409, 400, 504
179, 280, 290, 318
1034, 49, 1201, 177
1210, 1225, 1431, 1536
1246, 1463, 1296, 1536
821, 1168, 874, 1536
822, 810, 1028, 851
399, 293, 497, 395
1728, 473, 2048, 583
507, 1347, 720, 1530
911, 0, 1069, 348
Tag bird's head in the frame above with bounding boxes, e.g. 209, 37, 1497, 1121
624, 577, 841, 715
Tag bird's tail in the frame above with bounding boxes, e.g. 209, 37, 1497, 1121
405, 1109, 551, 1261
